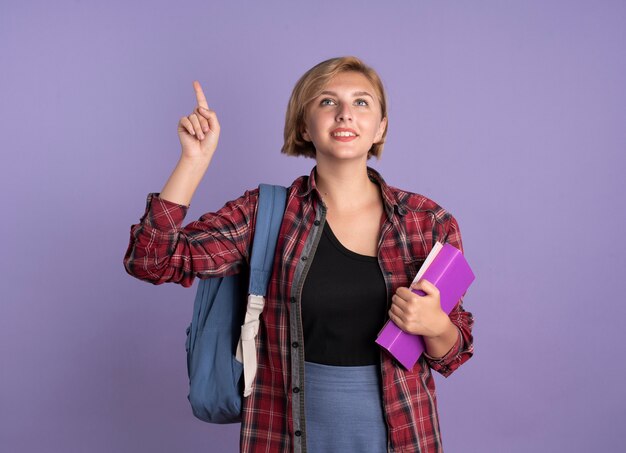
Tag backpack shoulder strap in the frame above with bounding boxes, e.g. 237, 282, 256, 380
248, 184, 288, 295
238, 184, 287, 397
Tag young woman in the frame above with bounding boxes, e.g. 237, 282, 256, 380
124, 56, 474, 453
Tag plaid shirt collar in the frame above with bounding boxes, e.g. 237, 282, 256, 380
294, 166, 407, 220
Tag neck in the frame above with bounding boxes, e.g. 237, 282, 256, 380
314, 159, 379, 211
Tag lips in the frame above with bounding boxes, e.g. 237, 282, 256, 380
330, 128, 358, 142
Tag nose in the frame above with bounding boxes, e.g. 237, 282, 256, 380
336, 103, 353, 122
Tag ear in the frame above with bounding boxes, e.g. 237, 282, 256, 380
374, 117, 388, 143
301, 126, 311, 142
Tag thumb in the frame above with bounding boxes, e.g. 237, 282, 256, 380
411, 278, 436, 295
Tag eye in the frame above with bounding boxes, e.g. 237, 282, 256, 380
354, 98, 369, 107
320, 98, 336, 106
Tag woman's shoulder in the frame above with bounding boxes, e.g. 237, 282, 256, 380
218, 177, 305, 215
385, 183, 452, 219
387, 185, 462, 244
369, 167, 451, 219
217, 176, 305, 212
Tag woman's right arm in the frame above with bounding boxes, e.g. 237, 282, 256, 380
123, 81, 256, 287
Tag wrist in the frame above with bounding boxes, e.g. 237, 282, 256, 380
178, 155, 211, 171
159, 157, 210, 207
423, 318, 459, 360
429, 314, 454, 339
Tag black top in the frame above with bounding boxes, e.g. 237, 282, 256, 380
301, 222, 388, 366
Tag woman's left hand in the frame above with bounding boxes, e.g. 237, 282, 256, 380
389, 279, 452, 338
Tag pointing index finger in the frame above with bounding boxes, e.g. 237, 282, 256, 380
193, 80, 209, 109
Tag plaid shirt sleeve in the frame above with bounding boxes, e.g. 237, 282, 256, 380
424, 213, 475, 377
123, 191, 258, 287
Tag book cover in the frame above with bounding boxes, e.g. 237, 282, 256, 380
375, 242, 475, 370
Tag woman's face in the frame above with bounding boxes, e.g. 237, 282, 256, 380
302, 71, 387, 162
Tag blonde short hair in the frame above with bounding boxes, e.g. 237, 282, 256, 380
281, 56, 388, 159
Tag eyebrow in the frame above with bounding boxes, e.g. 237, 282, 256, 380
319, 90, 375, 99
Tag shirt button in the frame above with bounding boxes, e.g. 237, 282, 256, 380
290, 296, 296, 304
313, 220, 320, 226
292, 342, 299, 348
293, 387, 300, 393
295, 430, 302, 437
386, 271, 393, 276
301, 256, 308, 261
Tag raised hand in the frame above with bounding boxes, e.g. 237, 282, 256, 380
177, 80, 221, 162
158, 81, 221, 206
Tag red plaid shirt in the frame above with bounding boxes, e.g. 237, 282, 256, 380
124, 167, 474, 452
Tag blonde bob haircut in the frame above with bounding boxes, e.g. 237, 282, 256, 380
281, 56, 388, 159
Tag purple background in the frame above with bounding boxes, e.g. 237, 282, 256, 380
1, 1, 625, 452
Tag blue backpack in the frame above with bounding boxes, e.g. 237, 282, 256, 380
185, 184, 287, 423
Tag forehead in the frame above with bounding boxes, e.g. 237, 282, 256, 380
320, 71, 378, 97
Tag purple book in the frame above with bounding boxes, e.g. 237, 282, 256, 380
375, 242, 475, 370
